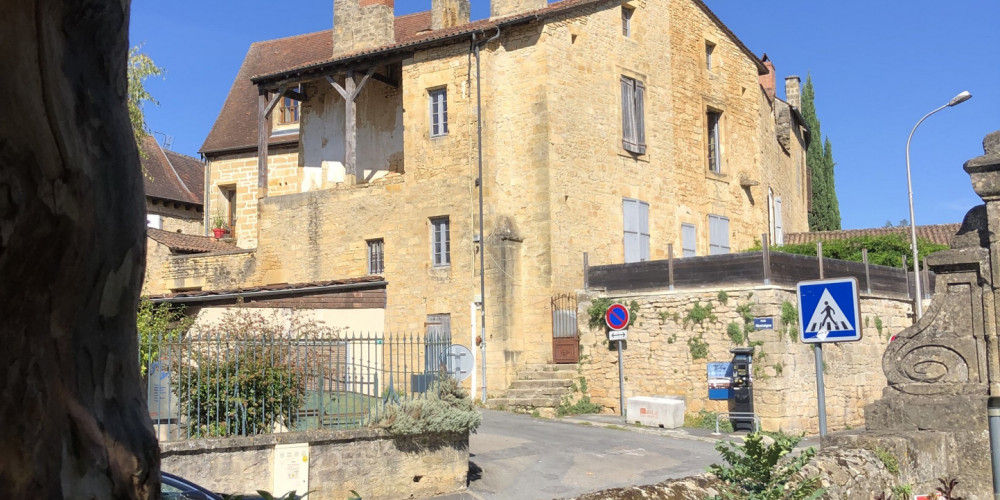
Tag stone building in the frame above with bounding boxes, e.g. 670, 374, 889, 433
154, 0, 812, 395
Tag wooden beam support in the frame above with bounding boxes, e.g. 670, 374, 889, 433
256, 85, 286, 198
326, 68, 375, 184
371, 72, 398, 89
282, 88, 307, 102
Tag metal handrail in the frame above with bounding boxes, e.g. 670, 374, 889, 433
713, 412, 761, 435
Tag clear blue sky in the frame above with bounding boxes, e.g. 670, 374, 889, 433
130, 0, 999, 230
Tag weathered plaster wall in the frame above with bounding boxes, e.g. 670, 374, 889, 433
578, 285, 913, 433
160, 430, 469, 500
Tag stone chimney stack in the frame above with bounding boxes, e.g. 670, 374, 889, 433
785, 75, 801, 109
491, 0, 545, 19
333, 0, 395, 55
759, 55, 776, 101
432, 0, 470, 30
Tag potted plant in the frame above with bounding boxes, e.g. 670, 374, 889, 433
211, 211, 228, 239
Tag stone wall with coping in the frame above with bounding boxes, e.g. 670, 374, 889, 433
159, 249, 256, 292
578, 285, 913, 433
160, 429, 469, 500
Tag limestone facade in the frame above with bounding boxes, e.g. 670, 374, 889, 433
168, 0, 812, 395
578, 285, 913, 433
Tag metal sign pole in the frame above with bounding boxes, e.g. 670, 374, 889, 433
617, 340, 625, 416
814, 345, 827, 438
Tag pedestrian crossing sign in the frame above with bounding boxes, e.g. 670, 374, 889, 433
796, 277, 862, 343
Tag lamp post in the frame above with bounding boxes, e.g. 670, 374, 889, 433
905, 90, 972, 318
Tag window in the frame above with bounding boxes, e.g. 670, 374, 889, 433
681, 223, 696, 257
429, 88, 448, 137
622, 7, 634, 37
221, 186, 237, 231
431, 217, 450, 266
367, 239, 384, 275
146, 214, 163, 230
708, 214, 730, 255
621, 76, 646, 154
707, 110, 722, 173
278, 95, 299, 125
623, 198, 650, 263
705, 41, 716, 70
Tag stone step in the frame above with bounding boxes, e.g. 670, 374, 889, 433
505, 387, 573, 398
509, 379, 574, 390
487, 396, 561, 408
517, 370, 578, 381
523, 363, 578, 372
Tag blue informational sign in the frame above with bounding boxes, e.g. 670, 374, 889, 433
753, 317, 774, 330
707, 362, 733, 400
797, 277, 862, 343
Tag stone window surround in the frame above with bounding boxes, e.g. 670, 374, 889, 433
367, 238, 384, 275
702, 99, 727, 178
430, 216, 450, 267
620, 74, 646, 155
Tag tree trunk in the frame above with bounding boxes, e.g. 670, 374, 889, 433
0, 1, 159, 498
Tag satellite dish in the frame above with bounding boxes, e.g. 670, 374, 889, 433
446, 344, 474, 382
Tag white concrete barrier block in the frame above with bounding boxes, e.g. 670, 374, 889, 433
626, 396, 685, 428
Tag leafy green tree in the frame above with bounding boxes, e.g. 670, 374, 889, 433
748, 233, 948, 268
801, 75, 841, 231
127, 45, 164, 155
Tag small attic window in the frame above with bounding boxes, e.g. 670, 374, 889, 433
622, 6, 634, 37
706, 41, 716, 70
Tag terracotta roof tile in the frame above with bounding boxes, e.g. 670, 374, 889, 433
147, 275, 386, 302
141, 136, 203, 205
783, 224, 961, 247
147, 227, 240, 253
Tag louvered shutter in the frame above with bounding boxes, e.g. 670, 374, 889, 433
682, 223, 696, 257
709, 215, 730, 255
621, 77, 635, 151
634, 80, 646, 154
623, 199, 639, 263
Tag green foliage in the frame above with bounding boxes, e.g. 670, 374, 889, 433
586, 298, 638, 330
750, 233, 948, 269
688, 334, 709, 359
772, 362, 783, 377
657, 310, 671, 323
684, 301, 716, 327
873, 447, 899, 475
127, 46, 164, 155
557, 395, 602, 416
802, 75, 841, 231
780, 301, 798, 341
137, 298, 192, 377
874, 316, 884, 338
376, 374, 482, 436
726, 322, 745, 345
708, 432, 824, 500
890, 484, 913, 498
684, 409, 733, 432
717, 290, 729, 305
667, 333, 677, 344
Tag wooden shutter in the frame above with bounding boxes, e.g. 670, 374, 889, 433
634, 80, 646, 154
639, 200, 650, 262
623, 199, 639, 263
709, 215, 730, 255
621, 77, 635, 151
681, 223, 696, 257
775, 198, 783, 245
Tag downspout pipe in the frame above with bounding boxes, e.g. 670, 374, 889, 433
474, 27, 501, 405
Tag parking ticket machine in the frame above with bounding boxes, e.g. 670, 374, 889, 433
729, 347, 755, 431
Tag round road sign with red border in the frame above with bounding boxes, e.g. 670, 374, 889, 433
605, 303, 630, 330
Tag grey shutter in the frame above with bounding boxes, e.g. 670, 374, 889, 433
775, 198, 783, 245
623, 199, 639, 263
634, 80, 646, 154
621, 77, 635, 151
425, 314, 451, 373
682, 223, 696, 257
639, 200, 650, 262
709, 215, 730, 255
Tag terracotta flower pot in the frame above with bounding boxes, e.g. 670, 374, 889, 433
212, 228, 226, 239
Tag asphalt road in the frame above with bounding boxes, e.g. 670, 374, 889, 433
431, 410, 722, 500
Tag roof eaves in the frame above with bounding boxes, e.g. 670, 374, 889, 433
690, 0, 767, 75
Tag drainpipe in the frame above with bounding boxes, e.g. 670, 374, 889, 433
990, 397, 1000, 499
474, 27, 501, 405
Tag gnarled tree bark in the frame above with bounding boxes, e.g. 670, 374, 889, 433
0, 1, 159, 498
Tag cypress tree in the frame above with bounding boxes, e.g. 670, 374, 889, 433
801, 75, 841, 231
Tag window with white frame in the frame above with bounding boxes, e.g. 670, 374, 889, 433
681, 223, 696, 257
367, 239, 384, 275
707, 110, 722, 173
431, 217, 450, 266
429, 88, 448, 137
621, 76, 646, 155
622, 6, 634, 37
623, 198, 650, 263
708, 214, 730, 255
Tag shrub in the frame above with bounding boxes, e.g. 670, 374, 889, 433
748, 233, 948, 268
375, 374, 482, 436
137, 298, 193, 377
688, 334, 709, 359
708, 432, 823, 500
684, 409, 733, 432
873, 446, 899, 475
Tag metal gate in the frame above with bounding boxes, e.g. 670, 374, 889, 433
551, 293, 579, 364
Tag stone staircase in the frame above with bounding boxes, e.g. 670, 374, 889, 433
487, 363, 579, 417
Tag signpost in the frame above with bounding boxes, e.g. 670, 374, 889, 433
796, 277, 861, 438
605, 303, 630, 416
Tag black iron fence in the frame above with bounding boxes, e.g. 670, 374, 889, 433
141, 331, 452, 442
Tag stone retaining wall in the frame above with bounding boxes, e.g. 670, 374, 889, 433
578, 285, 913, 433
160, 429, 469, 500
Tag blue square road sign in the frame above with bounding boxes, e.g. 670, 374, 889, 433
796, 277, 862, 343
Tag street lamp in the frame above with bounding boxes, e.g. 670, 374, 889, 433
905, 90, 972, 318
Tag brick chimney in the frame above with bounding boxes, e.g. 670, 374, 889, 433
491, 0, 545, 19
432, 0, 470, 30
333, 0, 395, 55
758, 54, 776, 101
785, 75, 801, 109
